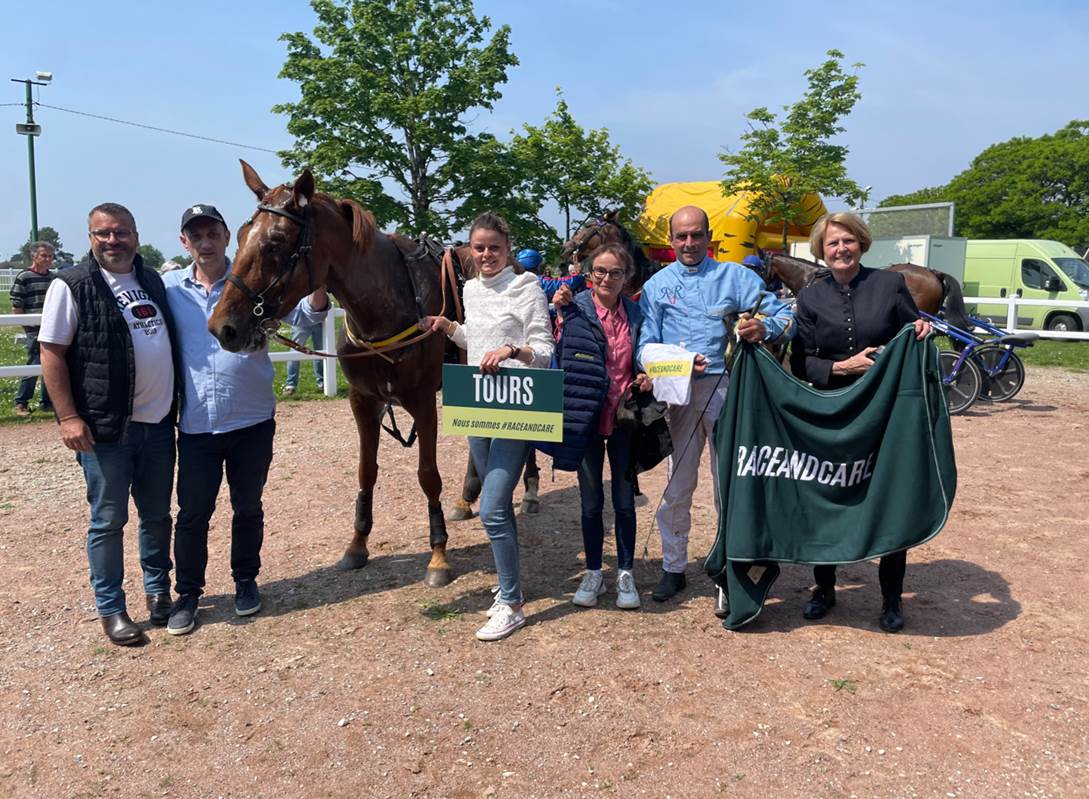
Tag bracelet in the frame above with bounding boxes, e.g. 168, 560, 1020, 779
58, 414, 80, 422
507, 344, 522, 361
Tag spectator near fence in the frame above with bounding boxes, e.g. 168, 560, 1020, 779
10, 241, 57, 416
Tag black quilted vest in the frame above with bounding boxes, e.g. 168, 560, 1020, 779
56, 255, 176, 443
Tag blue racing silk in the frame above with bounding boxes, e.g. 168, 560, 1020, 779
637, 256, 793, 375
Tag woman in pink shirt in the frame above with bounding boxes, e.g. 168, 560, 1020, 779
554, 244, 651, 609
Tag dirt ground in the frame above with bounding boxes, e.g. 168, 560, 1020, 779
0, 365, 1086, 799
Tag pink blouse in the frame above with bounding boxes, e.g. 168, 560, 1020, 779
593, 295, 633, 437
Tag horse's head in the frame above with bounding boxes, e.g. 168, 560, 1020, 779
559, 210, 622, 262
211, 160, 372, 352
767, 251, 829, 296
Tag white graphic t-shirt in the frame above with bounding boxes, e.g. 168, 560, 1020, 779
39, 269, 174, 423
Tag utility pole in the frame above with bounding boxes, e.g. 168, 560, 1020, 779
11, 72, 51, 243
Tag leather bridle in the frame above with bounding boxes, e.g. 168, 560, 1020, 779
226, 201, 314, 328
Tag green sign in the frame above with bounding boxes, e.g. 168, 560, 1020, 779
442, 364, 563, 441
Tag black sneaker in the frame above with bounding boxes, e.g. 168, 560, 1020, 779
167, 594, 199, 636
879, 597, 904, 633
651, 570, 687, 602
234, 580, 261, 617
803, 586, 836, 620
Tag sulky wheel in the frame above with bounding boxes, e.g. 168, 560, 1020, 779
939, 350, 982, 414
972, 345, 1026, 402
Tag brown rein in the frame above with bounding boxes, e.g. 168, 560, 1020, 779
271, 247, 464, 363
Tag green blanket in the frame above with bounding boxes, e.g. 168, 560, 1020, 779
704, 327, 957, 629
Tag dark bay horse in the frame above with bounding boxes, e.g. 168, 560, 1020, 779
560, 210, 656, 295
767, 253, 972, 330
209, 161, 456, 587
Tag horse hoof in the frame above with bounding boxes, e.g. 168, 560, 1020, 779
424, 568, 452, 588
338, 552, 369, 571
447, 506, 475, 522
521, 499, 540, 515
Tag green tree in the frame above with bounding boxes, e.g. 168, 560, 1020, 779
720, 49, 868, 251
274, 0, 517, 237
510, 91, 654, 239
447, 133, 558, 252
10, 226, 74, 266
879, 121, 1089, 246
170, 254, 194, 267
137, 245, 165, 270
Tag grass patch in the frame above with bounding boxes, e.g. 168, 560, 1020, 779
1016, 339, 1089, 371
828, 677, 858, 694
420, 600, 462, 622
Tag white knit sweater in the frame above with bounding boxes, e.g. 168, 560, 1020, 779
450, 267, 554, 368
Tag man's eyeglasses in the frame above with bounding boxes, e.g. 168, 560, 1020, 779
591, 267, 626, 281
90, 229, 134, 242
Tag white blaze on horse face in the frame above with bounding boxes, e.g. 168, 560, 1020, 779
470, 228, 509, 278
823, 223, 862, 283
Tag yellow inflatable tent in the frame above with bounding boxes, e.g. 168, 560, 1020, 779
632, 181, 827, 264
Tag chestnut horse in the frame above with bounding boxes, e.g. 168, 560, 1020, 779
560, 210, 656, 295
209, 161, 456, 587
767, 253, 972, 330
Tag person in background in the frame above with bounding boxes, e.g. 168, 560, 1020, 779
423, 213, 553, 641
11, 241, 58, 416
283, 319, 324, 396
637, 206, 793, 611
552, 244, 650, 609
163, 204, 329, 636
39, 203, 178, 646
790, 211, 930, 633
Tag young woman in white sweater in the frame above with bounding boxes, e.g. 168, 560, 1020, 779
424, 213, 553, 641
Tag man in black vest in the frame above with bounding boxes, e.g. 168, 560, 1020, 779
39, 203, 178, 647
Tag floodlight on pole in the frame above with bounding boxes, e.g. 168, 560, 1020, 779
10, 72, 51, 242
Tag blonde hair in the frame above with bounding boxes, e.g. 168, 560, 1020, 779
808, 212, 872, 261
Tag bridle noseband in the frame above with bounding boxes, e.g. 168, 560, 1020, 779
226, 200, 315, 328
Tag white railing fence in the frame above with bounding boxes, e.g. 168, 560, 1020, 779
3, 297, 1087, 388
1, 309, 345, 398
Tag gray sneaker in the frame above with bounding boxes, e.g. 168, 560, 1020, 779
572, 571, 606, 607
234, 580, 261, 617
167, 594, 199, 636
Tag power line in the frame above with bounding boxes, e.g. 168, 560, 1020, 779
34, 102, 281, 154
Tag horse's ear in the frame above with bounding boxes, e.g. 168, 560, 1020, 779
293, 170, 315, 208
240, 160, 269, 201
604, 209, 619, 221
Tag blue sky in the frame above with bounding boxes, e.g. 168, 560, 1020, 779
3, 0, 1087, 261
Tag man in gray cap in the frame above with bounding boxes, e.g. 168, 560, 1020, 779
162, 204, 329, 635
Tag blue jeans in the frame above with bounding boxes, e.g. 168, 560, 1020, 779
174, 419, 275, 596
77, 419, 175, 616
15, 330, 51, 409
468, 436, 528, 605
286, 323, 323, 388
576, 428, 637, 571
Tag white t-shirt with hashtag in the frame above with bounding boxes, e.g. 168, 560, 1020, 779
39, 269, 174, 423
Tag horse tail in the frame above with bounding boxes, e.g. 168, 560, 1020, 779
335, 198, 376, 255
937, 270, 972, 331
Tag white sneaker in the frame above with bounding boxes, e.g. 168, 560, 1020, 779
487, 586, 524, 618
282, 385, 296, 396
616, 570, 640, 609
476, 604, 525, 641
572, 571, 606, 607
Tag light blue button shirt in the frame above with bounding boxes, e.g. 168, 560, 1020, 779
637, 256, 794, 375
163, 261, 329, 435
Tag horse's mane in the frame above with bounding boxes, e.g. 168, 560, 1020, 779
325, 195, 376, 255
